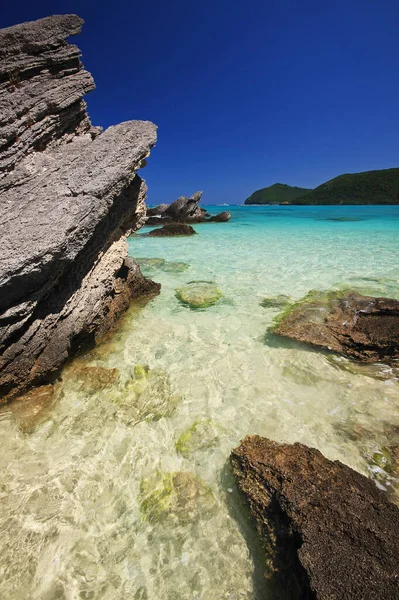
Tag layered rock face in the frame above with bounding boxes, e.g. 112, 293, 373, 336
0, 15, 159, 402
231, 436, 399, 600
273, 290, 399, 362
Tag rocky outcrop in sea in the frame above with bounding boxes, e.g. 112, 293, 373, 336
231, 435, 399, 600
272, 290, 399, 363
146, 191, 231, 225
0, 15, 160, 402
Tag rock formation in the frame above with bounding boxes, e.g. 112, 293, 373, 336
231, 435, 399, 600
272, 290, 399, 362
146, 191, 231, 225
0, 15, 160, 402
148, 223, 197, 236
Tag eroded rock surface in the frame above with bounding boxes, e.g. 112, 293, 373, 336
0, 15, 160, 402
272, 290, 399, 362
231, 435, 399, 600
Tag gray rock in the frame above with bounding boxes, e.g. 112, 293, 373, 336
145, 193, 230, 224
0, 15, 160, 402
165, 191, 203, 221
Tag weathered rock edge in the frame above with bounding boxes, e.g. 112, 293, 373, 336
231, 435, 399, 600
0, 15, 160, 402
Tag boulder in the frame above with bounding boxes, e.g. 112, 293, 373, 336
231, 435, 399, 600
176, 281, 223, 308
148, 223, 197, 236
272, 290, 399, 362
208, 211, 231, 222
0, 15, 160, 402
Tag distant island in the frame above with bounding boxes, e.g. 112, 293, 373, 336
244, 183, 311, 205
245, 167, 399, 205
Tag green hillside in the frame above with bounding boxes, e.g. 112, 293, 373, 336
292, 167, 399, 205
244, 183, 312, 205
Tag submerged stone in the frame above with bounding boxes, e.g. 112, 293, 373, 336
4, 384, 57, 433
135, 257, 166, 271
176, 281, 223, 309
63, 364, 120, 394
325, 354, 399, 380
162, 261, 190, 273
231, 435, 399, 600
260, 295, 291, 309
282, 364, 324, 386
272, 289, 399, 363
175, 419, 219, 456
139, 471, 215, 524
120, 367, 180, 423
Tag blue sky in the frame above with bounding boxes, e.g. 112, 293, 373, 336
2, 0, 399, 204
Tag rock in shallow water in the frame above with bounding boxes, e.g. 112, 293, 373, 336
231, 435, 399, 600
0, 15, 160, 402
176, 281, 223, 309
272, 290, 399, 362
148, 223, 197, 236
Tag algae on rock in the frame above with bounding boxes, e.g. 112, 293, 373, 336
175, 419, 219, 456
271, 289, 399, 363
139, 471, 215, 524
117, 366, 181, 424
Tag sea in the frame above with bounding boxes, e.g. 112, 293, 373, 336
1, 205, 399, 599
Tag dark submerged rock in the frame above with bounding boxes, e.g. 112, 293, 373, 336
272, 290, 399, 362
0, 15, 160, 402
148, 223, 197, 236
231, 435, 399, 600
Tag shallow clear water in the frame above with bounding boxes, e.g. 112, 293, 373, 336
1, 205, 399, 599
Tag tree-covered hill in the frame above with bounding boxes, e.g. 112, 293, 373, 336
244, 183, 312, 205
291, 167, 399, 205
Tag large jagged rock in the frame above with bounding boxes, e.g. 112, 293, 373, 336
0, 15, 99, 181
231, 436, 399, 600
272, 290, 399, 362
0, 15, 160, 402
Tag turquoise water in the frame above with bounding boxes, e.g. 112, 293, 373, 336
1, 205, 399, 599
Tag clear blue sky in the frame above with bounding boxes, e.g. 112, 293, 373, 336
2, 0, 399, 204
